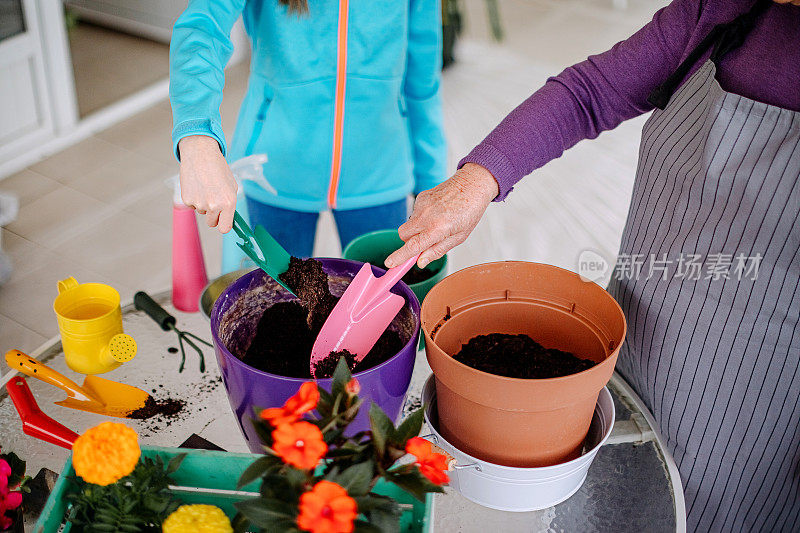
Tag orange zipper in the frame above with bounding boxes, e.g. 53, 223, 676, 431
327, 0, 349, 208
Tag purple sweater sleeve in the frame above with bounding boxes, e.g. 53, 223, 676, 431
460, 0, 703, 201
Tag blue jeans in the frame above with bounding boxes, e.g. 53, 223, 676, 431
245, 198, 409, 258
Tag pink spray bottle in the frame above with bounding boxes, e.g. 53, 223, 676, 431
168, 175, 208, 312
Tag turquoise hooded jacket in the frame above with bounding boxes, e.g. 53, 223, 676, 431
169, 0, 446, 212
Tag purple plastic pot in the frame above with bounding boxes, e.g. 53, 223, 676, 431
210, 258, 420, 453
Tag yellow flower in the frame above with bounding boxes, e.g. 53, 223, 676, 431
72, 422, 140, 486
162, 504, 233, 533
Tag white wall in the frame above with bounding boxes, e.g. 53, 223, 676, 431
0, 0, 249, 179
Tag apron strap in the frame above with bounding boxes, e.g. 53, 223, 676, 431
647, 0, 770, 110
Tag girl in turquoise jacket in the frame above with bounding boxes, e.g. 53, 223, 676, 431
169, 0, 446, 263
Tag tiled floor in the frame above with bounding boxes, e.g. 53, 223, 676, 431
0, 0, 666, 354
68, 22, 170, 117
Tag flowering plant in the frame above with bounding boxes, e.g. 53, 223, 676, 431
66, 422, 185, 532
233, 358, 448, 533
0, 448, 27, 531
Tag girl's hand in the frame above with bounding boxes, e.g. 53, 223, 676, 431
385, 163, 499, 269
178, 135, 239, 233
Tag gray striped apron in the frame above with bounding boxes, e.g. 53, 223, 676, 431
608, 3, 800, 531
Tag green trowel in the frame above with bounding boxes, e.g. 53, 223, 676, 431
232, 211, 296, 296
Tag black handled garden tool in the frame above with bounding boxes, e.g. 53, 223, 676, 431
134, 291, 212, 372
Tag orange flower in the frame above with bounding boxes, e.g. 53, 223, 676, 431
405, 437, 450, 485
261, 382, 319, 426
344, 378, 360, 395
72, 422, 140, 486
297, 480, 357, 533
272, 421, 327, 470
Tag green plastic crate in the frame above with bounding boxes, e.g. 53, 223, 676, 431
35, 446, 433, 532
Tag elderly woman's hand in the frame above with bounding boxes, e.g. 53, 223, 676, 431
178, 135, 239, 233
385, 163, 499, 269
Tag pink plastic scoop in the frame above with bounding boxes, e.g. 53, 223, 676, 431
310, 255, 420, 377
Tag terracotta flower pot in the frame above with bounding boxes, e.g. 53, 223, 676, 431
422, 261, 626, 467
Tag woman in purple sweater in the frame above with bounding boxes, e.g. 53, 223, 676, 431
388, 0, 800, 530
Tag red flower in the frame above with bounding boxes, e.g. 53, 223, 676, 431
261, 382, 319, 426
0, 456, 22, 530
272, 422, 328, 470
405, 437, 450, 485
0, 458, 10, 491
297, 481, 357, 533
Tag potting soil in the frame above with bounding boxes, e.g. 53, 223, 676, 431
315, 350, 358, 378
279, 256, 339, 332
402, 265, 435, 285
243, 258, 403, 379
454, 333, 596, 379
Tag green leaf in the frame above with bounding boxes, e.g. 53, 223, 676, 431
232, 512, 250, 533
333, 461, 374, 496
354, 494, 395, 513
331, 356, 352, 398
349, 430, 371, 443
318, 385, 333, 404
143, 494, 170, 513
325, 446, 359, 459
331, 393, 343, 417
234, 497, 296, 529
253, 416, 276, 445
259, 473, 298, 501
235, 496, 295, 519
238, 456, 275, 489
166, 453, 186, 474
123, 498, 137, 513
316, 385, 335, 419
323, 466, 340, 482
383, 470, 445, 502
94, 511, 118, 522
354, 520, 384, 533
341, 398, 364, 423
366, 502, 402, 533
394, 407, 424, 444
369, 402, 395, 456
323, 427, 345, 444
283, 466, 309, 490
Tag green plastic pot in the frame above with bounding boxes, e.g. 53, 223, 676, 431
344, 229, 448, 350
343, 229, 448, 306
35, 446, 433, 532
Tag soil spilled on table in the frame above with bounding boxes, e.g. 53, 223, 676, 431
128, 396, 185, 420
454, 333, 596, 379
242, 258, 404, 379
133, 373, 224, 437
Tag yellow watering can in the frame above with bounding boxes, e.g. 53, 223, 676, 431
53, 277, 137, 375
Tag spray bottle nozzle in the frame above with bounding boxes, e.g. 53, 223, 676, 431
166, 175, 184, 206
229, 154, 276, 195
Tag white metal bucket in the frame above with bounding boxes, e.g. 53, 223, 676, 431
422, 375, 615, 512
